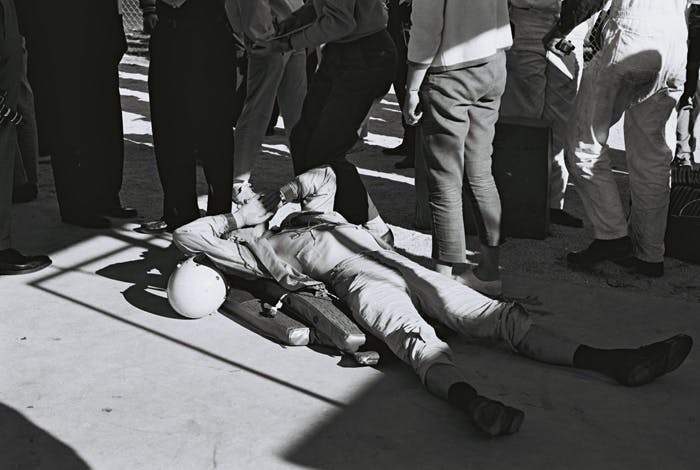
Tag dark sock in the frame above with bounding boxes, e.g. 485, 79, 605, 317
447, 382, 478, 411
573, 345, 630, 380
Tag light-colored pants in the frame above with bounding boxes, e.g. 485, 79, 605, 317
329, 249, 533, 384
233, 50, 307, 183
501, 7, 587, 210
567, 12, 686, 262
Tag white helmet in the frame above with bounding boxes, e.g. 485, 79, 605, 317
167, 256, 228, 319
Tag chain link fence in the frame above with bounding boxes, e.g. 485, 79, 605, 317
122, 0, 144, 32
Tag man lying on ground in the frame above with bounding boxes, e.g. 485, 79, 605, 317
172, 166, 693, 437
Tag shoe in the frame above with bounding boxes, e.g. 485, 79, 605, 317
0, 248, 52, 275
619, 334, 693, 387
455, 268, 502, 297
232, 181, 257, 206
62, 213, 111, 229
566, 236, 632, 267
12, 182, 38, 203
550, 209, 583, 228
468, 396, 524, 437
101, 205, 138, 219
616, 257, 664, 277
383, 142, 408, 156
134, 218, 172, 234
394, 156, 415, 169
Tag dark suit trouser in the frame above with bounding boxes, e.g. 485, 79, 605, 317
1, 0, 22, 249
387, 0, 414, 151
148, 16, 235, 228
290, 30, 396, 225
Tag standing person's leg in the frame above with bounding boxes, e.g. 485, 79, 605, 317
233, 52, 287, 203
461, 54, 507, 287
420, 55, 505, 295
565, 57, 634, 265
623, 88, 682, 275
13, 38, 39, 202
147, 21, 200, 230
0, 126, 15, 252
677, 4, 700, 165
276, 50, 307, 141
189, 19, 235, 218
291, 33, 396, 225
543, 22, 587, 227
87, 9, 130, 216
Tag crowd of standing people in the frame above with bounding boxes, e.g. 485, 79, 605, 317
0, 0, 695, 284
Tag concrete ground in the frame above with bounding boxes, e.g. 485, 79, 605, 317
1, 55, 699, 470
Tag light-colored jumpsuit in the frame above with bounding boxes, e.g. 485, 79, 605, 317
501, 0, 589, 210
566, 0, 687, 262
174, 167, 578, 386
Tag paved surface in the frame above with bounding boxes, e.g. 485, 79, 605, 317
1, 55, 698, 470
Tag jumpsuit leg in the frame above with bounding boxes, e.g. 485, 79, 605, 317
566, 57, 630, 240
624, 89, 682, 262
330, 255, 460, 387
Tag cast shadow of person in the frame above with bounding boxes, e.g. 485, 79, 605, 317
96, 243, 184, 319
0, 402, 90, 469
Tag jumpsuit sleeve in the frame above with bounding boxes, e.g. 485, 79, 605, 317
407, 0, 446, 69
237, 0, 277, 42
289, 0, 358, 50
172, 215, 270, 279
278, 165, 337, 212
558, 0, 606, 36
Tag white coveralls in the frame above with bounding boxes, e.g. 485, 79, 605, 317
501, 0, 589, 210
173, 167, 578, 390
567, 0, 687, 262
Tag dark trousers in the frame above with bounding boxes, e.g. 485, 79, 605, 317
386, 0, 414, 153
0, 0, 22, 250
149, 4, 236, 228
290, 30, 396, 224
19, 2, 127, 217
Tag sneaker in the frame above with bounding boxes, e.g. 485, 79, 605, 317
454, 268, 502, 297
232, 182, 257, 206
566, 236, 632, 267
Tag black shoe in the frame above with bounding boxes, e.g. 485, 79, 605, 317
383, 142, 408, 156
616, 256, 664, 277
134, 218, 172, 234
101, 205, 138, 219
618, 334, 693, 387
62, 213, 111, 229
550, 209, 583, 228
0, 248, 52, 275
394, 156, 415, 169
12, 182, 38, 203
567, 236, 632, 267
